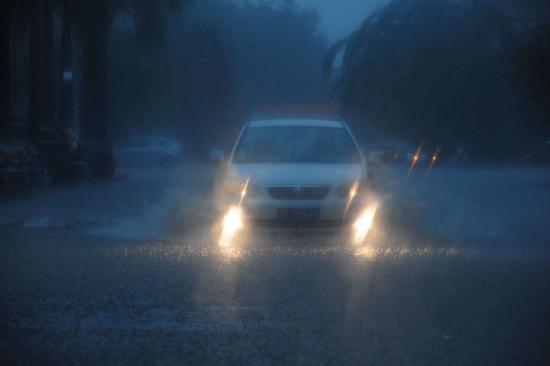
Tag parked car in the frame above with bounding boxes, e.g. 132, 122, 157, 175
10, 124, 116, 182
115, 136, 183, 166
0, 141, 42, 194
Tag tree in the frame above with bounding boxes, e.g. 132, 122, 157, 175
40, 0, 55, 129
74, 0, 193, 144
76, 0, 110, 143
10, 0, 57, 142
108, 15, 233, 150
28, 0, 41, 143
221, 0, 326, 110
6, 0, 193, 146
324, 0, 527, 157
0, 1, 10, 138
58, 0, 75, 128
514, 22, 550, 127
108, 0, 326, 152
176, 20, 233, 154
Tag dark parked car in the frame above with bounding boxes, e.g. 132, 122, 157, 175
10, 124, 116, 183
0, 141, 42, 194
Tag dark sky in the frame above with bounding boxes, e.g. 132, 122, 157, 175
297, 0, 390, 41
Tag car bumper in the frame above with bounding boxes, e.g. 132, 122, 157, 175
222, 194, 369, 227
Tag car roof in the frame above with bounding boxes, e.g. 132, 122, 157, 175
248, 118, 344, 128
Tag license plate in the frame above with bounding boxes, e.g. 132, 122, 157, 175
277, 208, 320, 224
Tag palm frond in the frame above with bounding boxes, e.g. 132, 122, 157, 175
322, 38, 347, 81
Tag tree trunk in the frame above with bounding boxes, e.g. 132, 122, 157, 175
78, 0, 109, 143
28, 1, 41, 143
41, 0, 54, 128
59, 2, 73, 128
0, 2, 10, 138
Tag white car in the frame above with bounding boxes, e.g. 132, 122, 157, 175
214, 118, 378, 245
115, 136, 183, 166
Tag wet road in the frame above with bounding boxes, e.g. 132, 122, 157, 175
1, 164, 550, 365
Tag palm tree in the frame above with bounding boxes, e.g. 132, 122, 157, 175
41, 0, 55, 130
515, 22, 550, 127
58, 0, 75, 129
323, 0, 515, 155
75, 0, 110, 143
10, 0, 193, 144
8, 0, 55, 143
0, 1, 10, 138
28, 0, 41, 143
74, 0, 193, 143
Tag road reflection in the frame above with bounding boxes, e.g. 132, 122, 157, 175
218, 246, 248, 261
353, 245, 460, 261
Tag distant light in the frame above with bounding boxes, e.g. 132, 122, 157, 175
62, 70, 73, 82
219, 206, 243, 248
428, 147, 441, 173
352, 204, 378, 245
407, 143, 424, 177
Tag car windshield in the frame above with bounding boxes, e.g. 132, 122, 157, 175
233, 126, 361, 164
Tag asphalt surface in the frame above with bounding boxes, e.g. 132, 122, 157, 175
1, 163, 549, 365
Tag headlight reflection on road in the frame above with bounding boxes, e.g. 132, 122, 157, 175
219, 206, 243, 248
354, 246, 379, 260
352, 204, 378, 245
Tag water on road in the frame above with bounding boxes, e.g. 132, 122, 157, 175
1, 164, 549, 365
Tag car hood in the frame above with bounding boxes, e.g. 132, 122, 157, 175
228, 163, 365, 186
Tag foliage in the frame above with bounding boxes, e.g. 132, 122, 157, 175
513, 22, 550, 127
326, 0, 539, 157
76, 0, 194, 142
212, 0, 327, 109
109, 16, 232, 152
109, 0, 327, 152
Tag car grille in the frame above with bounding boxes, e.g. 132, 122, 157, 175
268, 186, 330, 200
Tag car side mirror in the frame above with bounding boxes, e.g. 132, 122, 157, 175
367, 151, 385, 165
209, 150, 225, 163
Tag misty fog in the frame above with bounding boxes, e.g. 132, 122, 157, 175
1, 0, 550, 365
